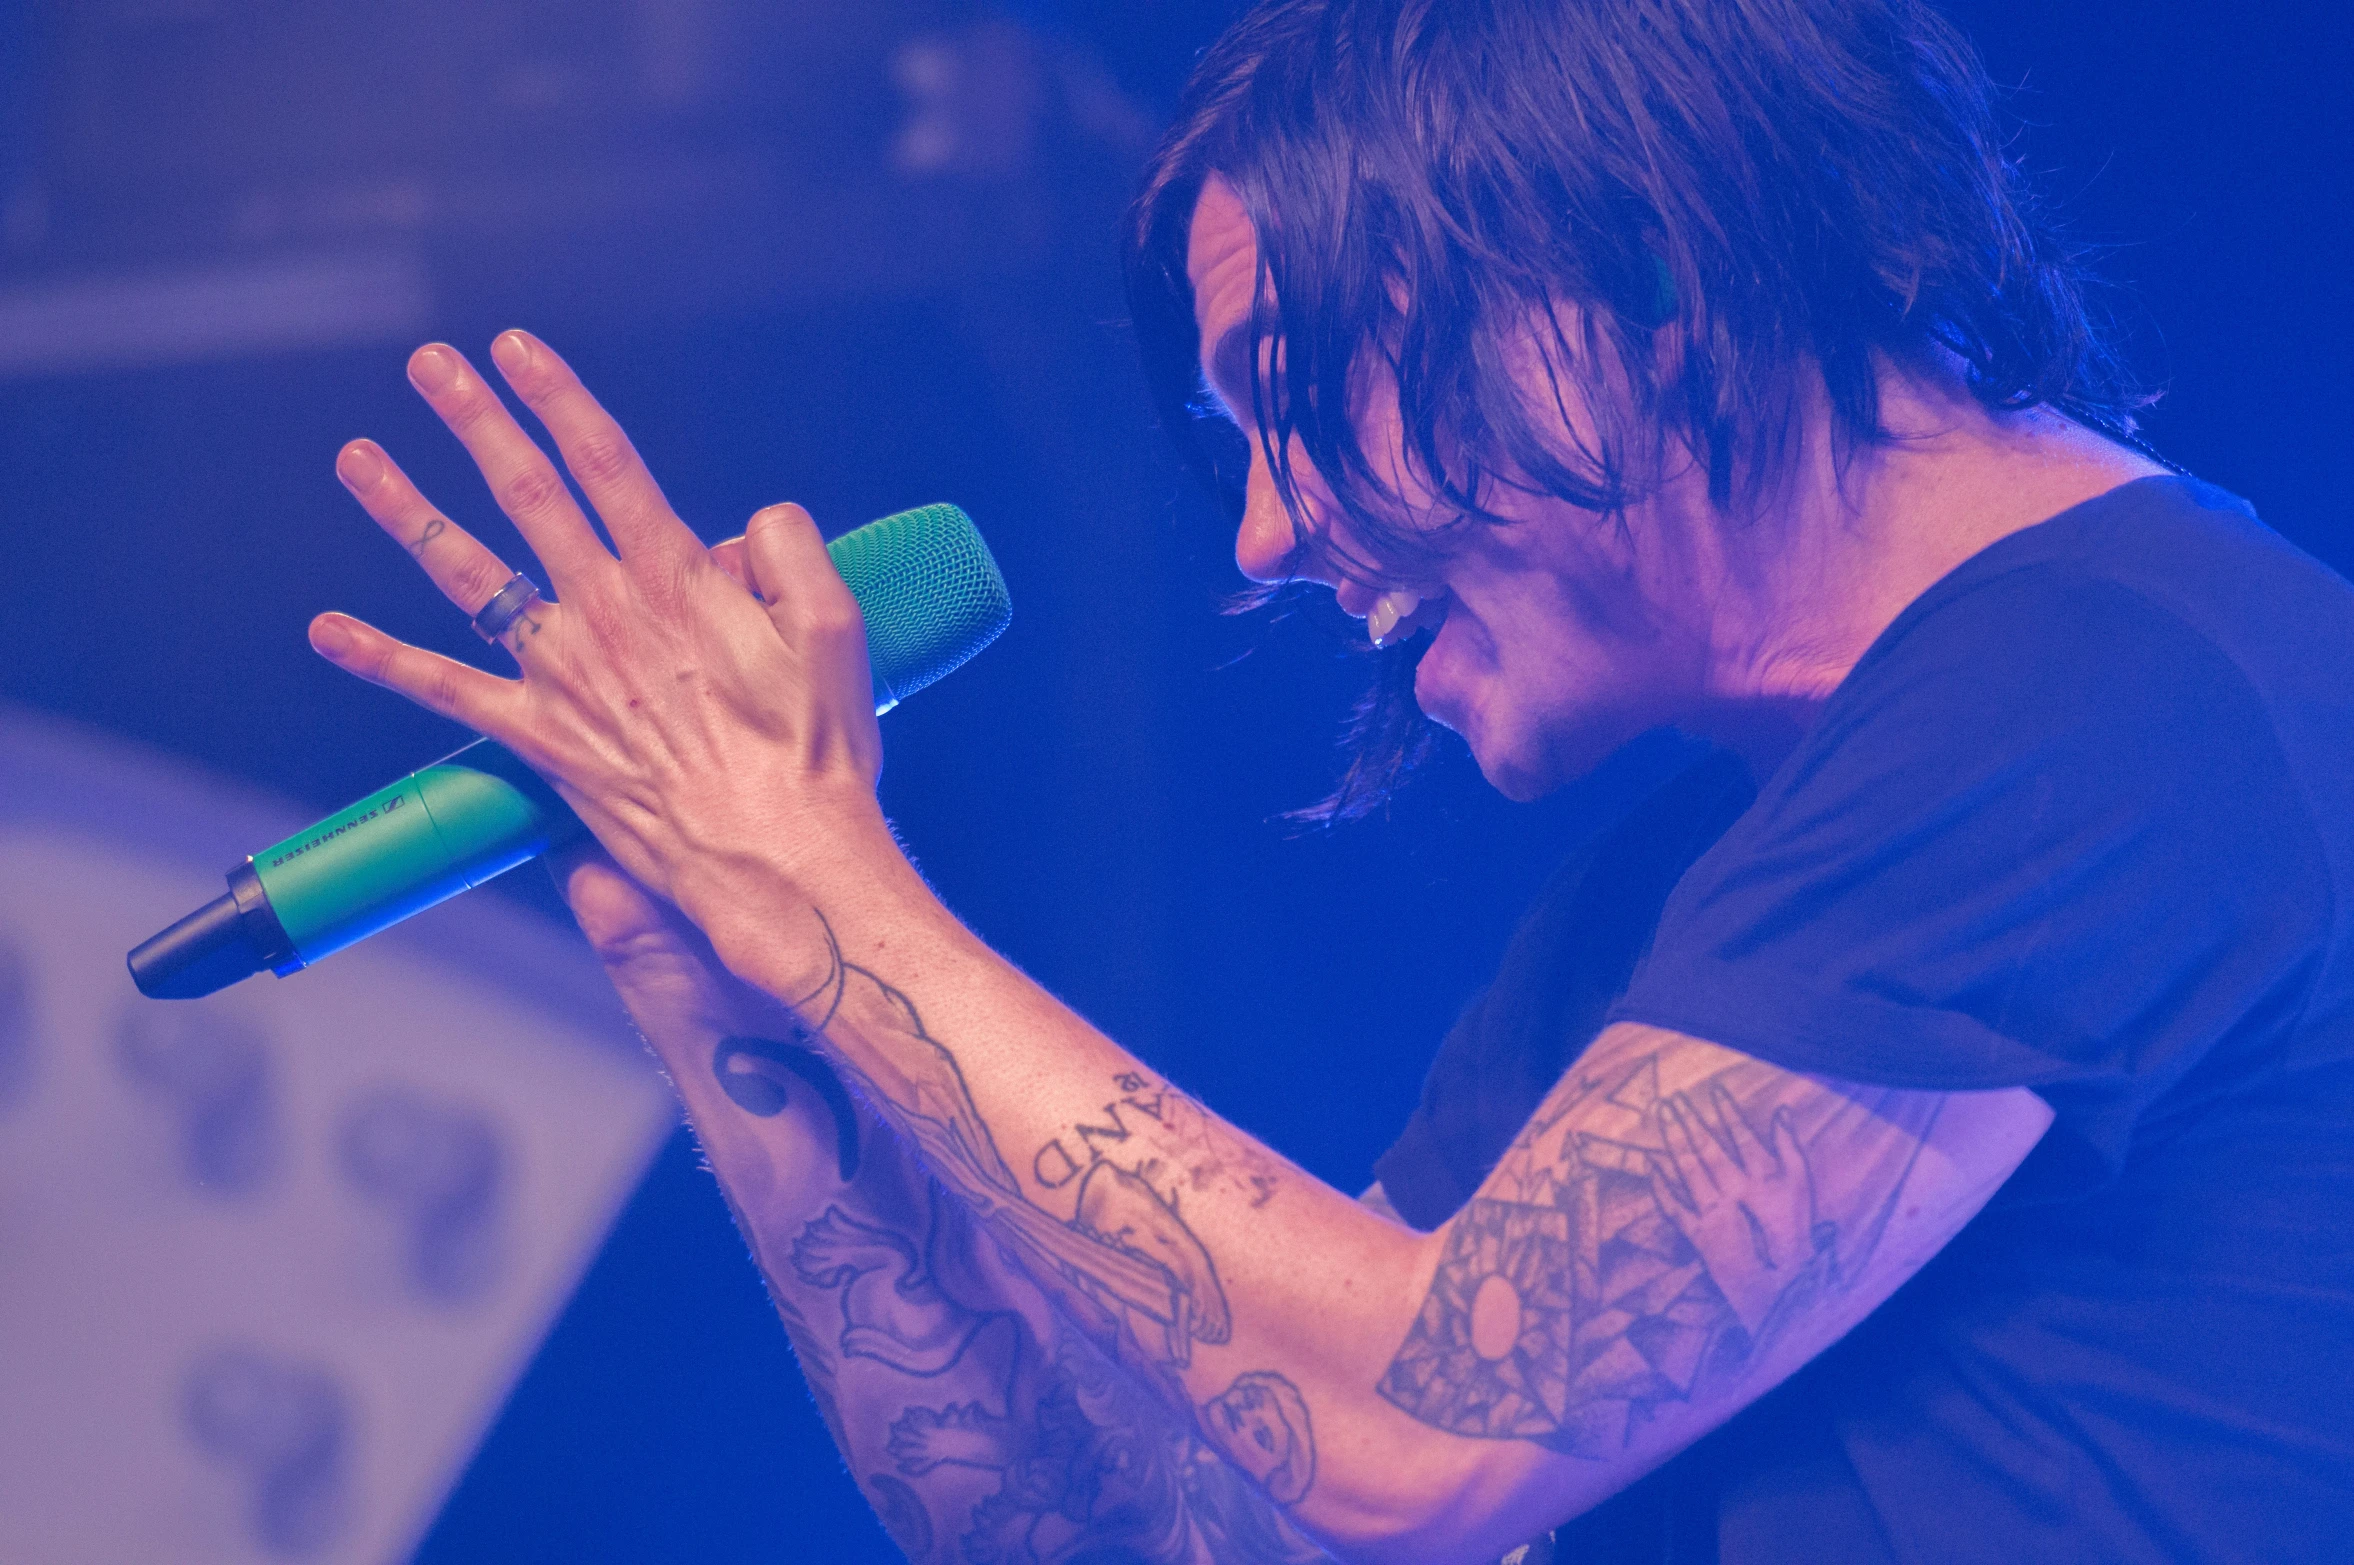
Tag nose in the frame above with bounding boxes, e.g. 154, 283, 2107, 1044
1233, 445, 1341, 589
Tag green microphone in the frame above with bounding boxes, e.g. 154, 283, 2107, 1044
128, 503, 1010, 1000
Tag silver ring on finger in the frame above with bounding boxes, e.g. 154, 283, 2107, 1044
472, 572, 545, 644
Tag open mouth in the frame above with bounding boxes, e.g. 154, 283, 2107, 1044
1367, 588, 1449, 648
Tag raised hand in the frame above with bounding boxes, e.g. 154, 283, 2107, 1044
308, 334, 888, 942
1646, 1080, 1827, 1340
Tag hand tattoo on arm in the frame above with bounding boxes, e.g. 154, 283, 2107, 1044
1378, 1037, 1941, 1460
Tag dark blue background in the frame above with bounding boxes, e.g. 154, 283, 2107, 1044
1, 2, 2344, 1558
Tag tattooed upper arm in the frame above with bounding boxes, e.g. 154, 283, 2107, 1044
1377, 1021, 2049, 1475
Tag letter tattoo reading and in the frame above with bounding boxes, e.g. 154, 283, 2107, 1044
785, 911, 1233, 1384
1074, 1100, 1136, 1158
1033, 1138, 1082, 1189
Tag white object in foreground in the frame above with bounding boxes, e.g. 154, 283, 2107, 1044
0, 705, 674, 1564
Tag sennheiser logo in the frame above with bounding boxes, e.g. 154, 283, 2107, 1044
267, 793, 405, 869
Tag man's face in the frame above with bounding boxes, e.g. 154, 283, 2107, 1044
1185, 177, 1714, 800
1217, 1387, 1288, 1476
1204, 1374, 1313, 1502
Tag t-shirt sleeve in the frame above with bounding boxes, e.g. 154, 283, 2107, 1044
1373, 750, 1759, 1231
1609, 567, 2332, 1185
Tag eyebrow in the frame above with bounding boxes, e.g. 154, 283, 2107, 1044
1201, 323, 1253, 423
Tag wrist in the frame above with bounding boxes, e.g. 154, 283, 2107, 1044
670, 796, 926, 987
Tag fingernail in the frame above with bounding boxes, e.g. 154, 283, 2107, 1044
491, 330, 534, 375
408, 344, 459, 394
310, 616, 353, 656
336, 443, 383, 491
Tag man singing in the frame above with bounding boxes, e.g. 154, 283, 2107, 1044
305, 0, 2354, 1558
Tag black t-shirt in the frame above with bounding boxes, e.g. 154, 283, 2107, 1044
1375, 477, 2354, 1562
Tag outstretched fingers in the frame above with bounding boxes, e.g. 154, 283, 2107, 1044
308, 613, 518, 733
1710, 1080, 1770, 1172
335, 440, 527, 624
487, 330, 703, 571
403, 342, 614, 590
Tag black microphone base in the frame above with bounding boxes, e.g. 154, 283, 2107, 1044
129, 861, 298, 999
128, 891, 265, 998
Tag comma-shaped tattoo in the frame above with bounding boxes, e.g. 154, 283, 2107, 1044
713, 1031, 861, 1181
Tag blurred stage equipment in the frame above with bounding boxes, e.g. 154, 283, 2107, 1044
0, 1, 1149, 379
128, 502, 1011, 999
0, 703, 676, 1562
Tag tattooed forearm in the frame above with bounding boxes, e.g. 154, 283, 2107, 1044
716, 1031, 861, 1180
1034, 1070, 1283, 1211
710, 1171, 853, 1451
705, 1020, 1328, 1562
774, 912, 1253, 1399
1379, 1039, 1939, 1459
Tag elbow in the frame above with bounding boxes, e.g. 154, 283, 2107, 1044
1306, 1443, 1556, 1565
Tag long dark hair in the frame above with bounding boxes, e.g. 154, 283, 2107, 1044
1125, 0, 2147, 820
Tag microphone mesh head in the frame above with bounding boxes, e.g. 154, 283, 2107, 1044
825, 503, 1012, 711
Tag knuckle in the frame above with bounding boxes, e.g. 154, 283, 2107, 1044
441, 388, 497, 434
498, 464, 567, 519
422, 663, 463, 710
579, 597, 631, 648
748, 502, 812, 541
450, 552, 513, 611
810, 602, 865, 644
660, 553, 703, 608
568, 429, 636, 488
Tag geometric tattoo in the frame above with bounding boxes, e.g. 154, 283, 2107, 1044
1378, 1198, 1581, 1443
1380, 1047, 1935, 1458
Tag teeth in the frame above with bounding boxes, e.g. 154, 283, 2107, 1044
1367, 589, 1422, 648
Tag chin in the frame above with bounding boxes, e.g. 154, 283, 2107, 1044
1442, 697, 1559, 801
1463, 700, 1661, 804
1419, 643, 1661, 802
1471, 737, 1556, 803
1422, 675, 1552, 801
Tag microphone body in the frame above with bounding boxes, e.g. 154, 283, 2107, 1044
130, 503, 1008, 1000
